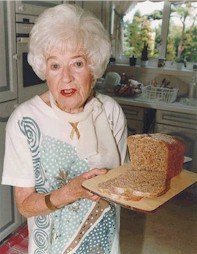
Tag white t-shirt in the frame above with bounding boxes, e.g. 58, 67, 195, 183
2, 92, 128, 254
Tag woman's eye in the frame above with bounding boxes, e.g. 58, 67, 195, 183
71, 58, 88, 73
51, 63, 60, 70
73, 60, 85, 68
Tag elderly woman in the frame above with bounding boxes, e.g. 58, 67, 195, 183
2, 4, 127, 254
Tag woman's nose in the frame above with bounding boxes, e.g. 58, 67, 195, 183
62, 66, 73, 83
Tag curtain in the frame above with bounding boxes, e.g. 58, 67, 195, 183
111, 1, 136, 59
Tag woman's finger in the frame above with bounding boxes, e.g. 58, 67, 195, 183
83, 168, 107, 179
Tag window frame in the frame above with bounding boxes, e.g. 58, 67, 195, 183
121, 0, 197, 68
159, 0, 171, 59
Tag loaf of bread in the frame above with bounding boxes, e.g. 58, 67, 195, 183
98, 133, 185, 199
128, 133, 185, 179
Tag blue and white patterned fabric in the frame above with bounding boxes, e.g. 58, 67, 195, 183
2, 93, 127, 254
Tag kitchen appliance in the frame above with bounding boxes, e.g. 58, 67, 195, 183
15, 1, 63, 103
0, 1, 17, 103
15, 0, 62, 15
15, 13, 48, 103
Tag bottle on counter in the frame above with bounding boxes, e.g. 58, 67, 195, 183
120, 73, 128, 85
189, 64, 197, 98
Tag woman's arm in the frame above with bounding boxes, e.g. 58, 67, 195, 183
99, 94, 128, 164
15, 168, 107, 218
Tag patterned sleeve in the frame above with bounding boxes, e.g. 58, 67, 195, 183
1, 109, 35, 187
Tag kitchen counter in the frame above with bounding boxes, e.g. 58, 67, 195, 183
104, 93, 197, 115
104, 64, 196, 114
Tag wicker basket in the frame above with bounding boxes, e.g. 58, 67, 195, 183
142, 85, 178, 103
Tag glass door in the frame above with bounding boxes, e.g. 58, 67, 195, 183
0, 1, 17, 103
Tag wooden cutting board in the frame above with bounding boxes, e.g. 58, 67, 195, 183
82, 163, 197, 213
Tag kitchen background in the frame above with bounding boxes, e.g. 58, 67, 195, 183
0, 1, 197, 253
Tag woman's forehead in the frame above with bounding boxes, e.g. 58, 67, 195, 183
47, 48, 87, 59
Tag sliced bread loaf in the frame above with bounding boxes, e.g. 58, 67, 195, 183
98, 133, 184, 200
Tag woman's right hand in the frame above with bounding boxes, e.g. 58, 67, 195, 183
56, 168, 107, 206
14, 168, 107, 217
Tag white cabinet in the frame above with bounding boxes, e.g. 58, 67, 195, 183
0, 2, 17, 103
0, 1, 21, 243
0, 100, 21, 242
121, 104, 155, 135
121, 104, 144, 135
75, 1, 111, 32
155, 110, 197, 172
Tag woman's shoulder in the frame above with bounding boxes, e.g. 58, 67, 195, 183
95, 92, 125, 119
7, 96, 44, 126
10, 96, 39, 115
95, 92, 120, 108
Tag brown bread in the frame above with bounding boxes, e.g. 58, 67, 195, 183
98, 133, 184, 200
127, 133, 185, 179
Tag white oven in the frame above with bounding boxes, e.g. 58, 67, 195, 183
15, 13, 48, 103
15, 1, 63, 103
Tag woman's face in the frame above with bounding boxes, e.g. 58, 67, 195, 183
45, 49, 93, 113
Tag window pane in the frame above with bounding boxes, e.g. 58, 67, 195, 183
167, 1, 197, 63
123, 1, 164, 58
123, 0, 197, 64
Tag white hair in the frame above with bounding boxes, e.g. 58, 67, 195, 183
28, 4, 111, 81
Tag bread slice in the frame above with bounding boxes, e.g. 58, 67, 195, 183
98, 170, 169, 199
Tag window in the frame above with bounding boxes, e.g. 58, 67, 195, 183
122, 0, 197, 66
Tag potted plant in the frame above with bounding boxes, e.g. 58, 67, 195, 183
140, 42, 149, 67
129, 55, 137, 66
175, 56, 187, 70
